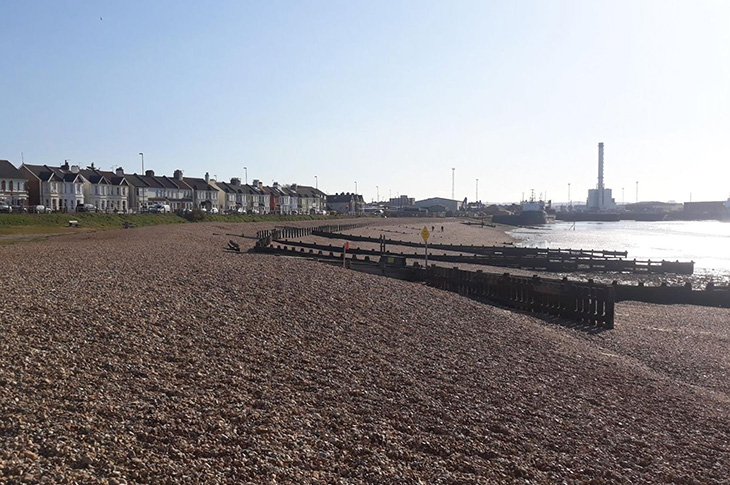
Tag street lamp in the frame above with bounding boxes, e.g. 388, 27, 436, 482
139, 152, 145, 210
476, 178, 478, 204
568, 182, 571, 205
354, 181, 357, 194
376, 185, 379, 203
315, 175, 318, 190
243, 166, 247, 185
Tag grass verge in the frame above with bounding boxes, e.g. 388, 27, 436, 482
0, 213, 346, 237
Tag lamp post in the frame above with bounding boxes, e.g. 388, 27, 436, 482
244, 166, 247, 185
353, 181, 358, 214
139, 152, 145, 211
376, 185, 379, 203
476, 178, 479, 205
636, 181, 639, 203
315, 175, 318, 190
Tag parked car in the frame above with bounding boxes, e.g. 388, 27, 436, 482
210, 207, 219, 214
0, 203, 12, 213
149, 204, 171, 214
77, 204, 96, 213
31, 205, 52, 214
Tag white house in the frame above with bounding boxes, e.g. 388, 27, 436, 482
20, 162, 85, 212
80, 167, 130, 212
0, 160, 29, 207
183, 173, 219, 211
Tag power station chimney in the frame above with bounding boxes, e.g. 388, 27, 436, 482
598, 142, 605, 208
598, 142, 604, 191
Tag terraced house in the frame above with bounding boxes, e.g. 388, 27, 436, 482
183, 173, 219, 211
295, 185, 327, 214
247, 180, 270, 214
124, 169, 194, 212
213, 178, 250, 213
20, 162, 85, 211
0, 159, 29, 207
80, 167, 129, 212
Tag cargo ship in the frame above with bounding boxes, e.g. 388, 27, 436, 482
492, 198, 551, 226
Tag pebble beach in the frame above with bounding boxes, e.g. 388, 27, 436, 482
1, 219, 729, 483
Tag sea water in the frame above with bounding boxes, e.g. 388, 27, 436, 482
509, 220, 730, 283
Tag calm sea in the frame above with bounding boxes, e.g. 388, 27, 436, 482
509, 220, 730, 282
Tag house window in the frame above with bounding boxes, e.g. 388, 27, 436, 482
8, 181, 12, 192
1, 181, 5, 191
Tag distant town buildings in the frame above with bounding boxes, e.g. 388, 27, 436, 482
388, 195, 415, 209
414, 197, 462, 214
326, 193, 364, 215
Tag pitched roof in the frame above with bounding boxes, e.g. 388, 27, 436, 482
215, 181, 243, 194
262, 186, 280, 197
21, 164, 85, 183
242, 184, 265, 195
155, 175, 181, 189
125, 173, 165, 189
0, 160, 24, 179
183, 177, 216, 191
296, 185, 326, 197
79, 168, 110, 184
96, 170, 129, 186
327, 193, 363, 203
21, 164, 59, 182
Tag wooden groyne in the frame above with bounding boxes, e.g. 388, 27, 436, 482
312, 230, 629, 259
273, 237, 694, 275
255, 223, 366, 247
252, 241, 616, 329
613, 281, 730, 307
248, 227, 729, 326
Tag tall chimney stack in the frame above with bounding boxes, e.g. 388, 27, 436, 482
598, 142, 604, 191
598, 142, 605, 208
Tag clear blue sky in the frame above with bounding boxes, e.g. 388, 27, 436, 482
2, 0, 728, 204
